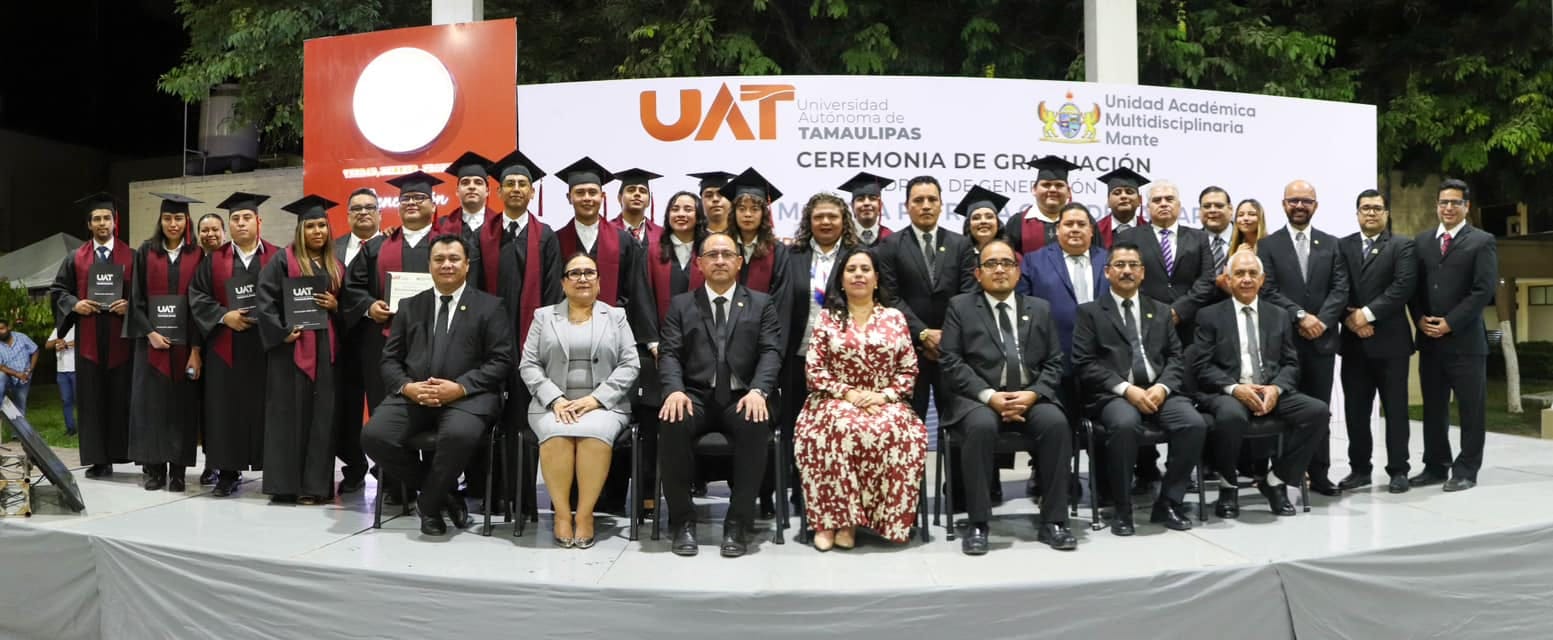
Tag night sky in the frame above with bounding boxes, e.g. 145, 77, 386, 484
2, 0, 188, 156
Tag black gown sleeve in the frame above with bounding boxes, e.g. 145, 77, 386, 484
126, 246, 153, 339
254, 253, 293, 351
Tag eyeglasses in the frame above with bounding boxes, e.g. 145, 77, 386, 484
400, 194, 430, 204
700, 250, 740, 261
1358, 205, 1387, 214
1108, 261, 1144, 270
564, 269, 599, 281
348, 205, 379, 214
979, 259, 1018, 271
1283, 198, 1316, 207
1437, 199, 1467, 208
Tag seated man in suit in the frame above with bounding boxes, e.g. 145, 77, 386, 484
1191, 251, 1329, 518
939, 239, 1076, 555
361, 235, 515, 536
658, 232, 783, 558
1071, 242, 1205, 535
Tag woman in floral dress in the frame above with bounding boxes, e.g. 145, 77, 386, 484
794, 249, 926, 550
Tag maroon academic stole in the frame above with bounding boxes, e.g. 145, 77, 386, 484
646, 228, 704, 323
744, 245, 775, 293
285, 247, 340, 381
72, 242, 134, 368
1019, 209, 1053, 254
209, 241, 278, 367
558, 221, 621, 304
143, 245, 203, 376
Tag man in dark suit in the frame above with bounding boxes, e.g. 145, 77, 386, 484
939, 239, 1076, 555
658, 232, 783, 558
1410, 178, 1498, 492
361, 235, 515, 536
840, 172, 893, 247
331, 187, 383, 494
1192, 251, 1330, 518
1073, 242, 1205, 535
1337, 190, 1417, 493
1018, 203, 1110, 361
1114, 180, 1220, 341
1256, 180, 1350, 496
877, 176, 980, 421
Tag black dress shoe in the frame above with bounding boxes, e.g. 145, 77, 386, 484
419, 513, 448, 536
962, 523, 990, 555
672, 522, 698, 557
269, 494, 297, 505
199, 468, 218, 486
1215, 487, 1240, 519
1443, 476, 1476, 492
1111, 515, 1136, 537
84, 463, 112, 478
1309, 477, 1341, 497
1150, 502, 1192, 531
445, 494, 471, 529
337, 475, 366, 495
1036, 523, 1078, 551
1408, 469, 1448, 487
1257, 481, 1296, 516
167, 475, 186, 493
1387, 473, 1410, 494
720, 522, 748, 558
1337, 471, 1372, 491
213, 471, 240, 497
143, 469, 166, 491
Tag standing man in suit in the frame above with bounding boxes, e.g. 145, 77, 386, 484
1192, 251, 1330, 518
658, 232, 783, 558
1337, 190, 1417, 493
939, 239, 1075, 554
1018, 203, 1110, 360
361, 235, 515, 536
1410, 178, 1498, 492
1256, 180, 1349, 496
1115, 180, 1219, 343
1072, 242, 1205, 534
1092, 168, 1150, 250
840, 172, 894, 247
1198, 186, 1234, 277
332, 187, 382, 494
1005, 156, 1079, 255
877, 176, 980, 422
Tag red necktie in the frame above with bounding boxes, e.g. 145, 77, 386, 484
1440, 232, 1452, 255
632, 226, 644, 242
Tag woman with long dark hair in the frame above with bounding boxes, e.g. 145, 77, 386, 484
792, 248, 926, 550
722, 169, 790, 308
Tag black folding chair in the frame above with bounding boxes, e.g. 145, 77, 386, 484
512, 422, 641, 540
371, 418, 510, 536
652, 428, 790, 544
1077, 417, 1207, 530
1200, 411, 1312, 518
933, 424, 1042, 541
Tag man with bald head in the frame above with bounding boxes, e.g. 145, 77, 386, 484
1254, 180, 1348, 496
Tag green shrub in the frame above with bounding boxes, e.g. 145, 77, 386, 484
1488, 340, 1553, 380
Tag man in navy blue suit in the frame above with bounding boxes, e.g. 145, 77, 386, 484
1018, 203, 1110, 362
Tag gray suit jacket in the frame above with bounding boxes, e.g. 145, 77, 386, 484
519, 300, 640, 416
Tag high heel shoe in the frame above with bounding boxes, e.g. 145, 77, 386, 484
812, 530, 835, 552
835, 527, 856, 550
574, 514, 596, 549
553, 519, 575, 548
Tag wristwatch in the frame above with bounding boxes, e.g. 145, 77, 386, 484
918, 329, 930, 342
1296, 310, 1308, 320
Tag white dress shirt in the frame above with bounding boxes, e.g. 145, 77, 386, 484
977, 291, 1024, 404
1436, 220, 1466, 239
704, 282, 748, 391
401, 223, 433, 249
461, 208, 486, 233
856, 223, 882, 244
234, 241, 260, 269
576, 220, 602, 253
1108, 290, 1161, 396
1226, 298, 1261, 394
431, 282, 467, 332
501, 212, 530, 239
798, 241, 841, 354
344, 232, 381, 267
670, 234, 693, 269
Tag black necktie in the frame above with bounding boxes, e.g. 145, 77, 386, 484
996, 301, 1021, 391
1121, 299, 1150, 385
921, 231, 937, 285
503, 221, 518, 246
713, 296, 732, 405
96, 246, 110, 264
1243, 306, 1263, 385
433, 294, 452, 375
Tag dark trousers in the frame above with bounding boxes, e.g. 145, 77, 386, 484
333, 326, 372, 481
909, 359, 951, 421
1341, 353, 1411, 475
361, 403, 487, 515
950, 401, 1071, 524
764, 354, 808, 504
1419, 350, 1487, 479
1296, 350, 1336, 478
1093, 395, 1205, 509
1203, 391, 1329, 486
659, 390, 772, 527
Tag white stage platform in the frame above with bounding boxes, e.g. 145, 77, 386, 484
4, 420, 1553, 640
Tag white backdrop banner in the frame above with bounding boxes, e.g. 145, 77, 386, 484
518, 75, 1376, 239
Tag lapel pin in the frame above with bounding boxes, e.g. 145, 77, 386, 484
1146, 313, 1154, 319
1022, 315, 1029, 321
460, 305, 467, 311
1371, 248, 1379, 255
737, 301, 745, 307
938, 246, 946, 252
1313, 239, 1319, 245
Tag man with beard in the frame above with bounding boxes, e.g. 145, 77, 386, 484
1005, 156, 1078, 255
50, 192, 134, 478
689, 171, 737, 234
1093, 168, 1150, 249
839, 171, 894, 247
610, 168, 663, 244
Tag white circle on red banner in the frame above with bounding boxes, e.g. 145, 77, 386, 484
352, 47, 455, 153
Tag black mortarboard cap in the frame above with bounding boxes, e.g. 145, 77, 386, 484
443, 151, 493, 180
555, 157, 614, 188
615, 168, 662, 188
837, 172, 893, 198
149, 192, 202, 215
1027, 155, 1081, 181
953, 186, 1011, 218
688, 171, 738, 191
719, 168, 783, 204
491, 149, 546, 182
216, 192, 270, 213
75, 192, 118, 212
279, 194, 339, 221
1096, 167, 1150, 191
386, 171, 443, 195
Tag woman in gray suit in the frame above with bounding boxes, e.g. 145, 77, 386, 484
520, 253, 641, 548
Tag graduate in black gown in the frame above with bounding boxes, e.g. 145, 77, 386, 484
49, 192, 134, 478
189, 193, 279, 497
126, 193, 206, 492
256, 195, 348, 504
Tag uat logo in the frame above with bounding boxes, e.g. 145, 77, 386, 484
640, 84, 795, 141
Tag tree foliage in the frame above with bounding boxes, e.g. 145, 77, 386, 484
158, 0, 1553, 204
